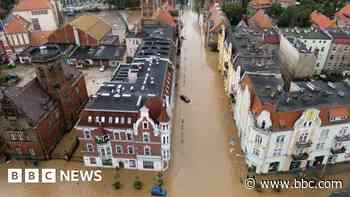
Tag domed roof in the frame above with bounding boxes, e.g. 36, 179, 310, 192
144, 97, 162, 120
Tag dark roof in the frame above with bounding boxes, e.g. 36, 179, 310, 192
248, 74, 350, 112
85, 57, 172, 111
134, 37, 175, 61
70, 45, 126, 61
4, 79, 55, 123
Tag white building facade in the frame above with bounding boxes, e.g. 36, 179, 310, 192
235, 74, 350, 174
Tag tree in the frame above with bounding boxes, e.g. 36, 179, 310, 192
266, 3, 284, 18
222, 4, 245, 27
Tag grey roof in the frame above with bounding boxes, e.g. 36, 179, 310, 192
134, 37, 175, 61
327, 28, 350, 38
70, 45, 126, 61
280, 27, 331, 40
85, 57, 172, 111
248, 74, 350, 112
4, 79, 55, 123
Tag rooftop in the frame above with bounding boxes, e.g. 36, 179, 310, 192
280, 27, 331, 40
70, 45, 126, 61
85, 57, 173, 111
14, 0, 52, 12
69, 15, 112, 41
248, 74, 350, 112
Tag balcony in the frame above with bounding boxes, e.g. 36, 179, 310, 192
331, 147, 346, 154
295, 140, 312, 149
292, 152, 309, 161
334, 134, 350, 142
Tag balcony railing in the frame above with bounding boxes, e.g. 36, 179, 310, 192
334, 134, 350, 142
331, 147, 346, 154
292, 152, 309, 161
295, 140, 312, 149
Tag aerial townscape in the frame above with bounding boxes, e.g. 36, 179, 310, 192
1, 0, 350, 196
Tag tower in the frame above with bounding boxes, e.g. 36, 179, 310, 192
31, 45, 65, 100
157, 104, 171, 170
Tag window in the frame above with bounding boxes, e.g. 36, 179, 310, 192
126, 133, 133, 141
31, 10, 48, 15
255, 135, 262, 144
166, 136, 169, 144
144, 146, 151, 155
90, 157, 97, 164
253, 148, 260, 157
276, 135, 285, 144
108, 117, 113, 124
162, 136, 166, 144
115, 117, 119, 124
143, 161, 154, 169
95, 116, 100, 123
28, 148, 36, 156
320, 129, 329, 140
143, 121, 149, 129
31, 18, 41, 31
316, 143, 325, 150
298, 133, 308, 143
101, 116, 105, 123
114, 132, 120, 140
120, 117, 125, 124
129, 160, 136, 167
143, 133, 150, 142
116, 145, 123, 154
84, 130, 91, 139
273, 148, 282, 157
10, 133, 17, 141
86, 144, 94, 152
127, 146, 134, 154
127, 117, 132, 124
339, 127, 348, 136
88, 116, 92, 123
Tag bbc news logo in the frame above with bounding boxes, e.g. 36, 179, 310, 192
8, 169, 102, 183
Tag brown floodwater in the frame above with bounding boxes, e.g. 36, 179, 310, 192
0, 9, 350, 197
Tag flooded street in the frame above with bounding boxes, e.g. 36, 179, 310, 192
0, 9, 350, 197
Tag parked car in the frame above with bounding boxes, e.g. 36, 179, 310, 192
180, 95, 191, 103
151, 186, 167, 196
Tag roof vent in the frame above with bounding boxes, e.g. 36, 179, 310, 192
327, 82, 336, 89
338, 91, 345, 97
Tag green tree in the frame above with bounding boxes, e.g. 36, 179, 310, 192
266, 3, 284, 18
222, 4, 245, 27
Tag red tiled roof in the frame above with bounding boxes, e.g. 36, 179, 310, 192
153, 8, 177, 28
310, 11, 336, 28
334, 38, 350, 45
4, 15, 31, 34
14, 0, 51, 12
145, 97, 163, 121
30, 31, 52, 46
249, 9, 272, 29
157, 105, 170, 122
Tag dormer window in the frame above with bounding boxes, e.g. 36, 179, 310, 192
261, 121, 266, 129
101, 116, 105, 123
95, 116, 100, 123
143, 121, 149, 129
88, 116, 92, 123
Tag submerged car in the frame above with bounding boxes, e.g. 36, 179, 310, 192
180, 95, 191, 103
151, 186, 167, 196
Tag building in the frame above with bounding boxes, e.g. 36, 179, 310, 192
13, 0, 61, 32
280, 27, 332, 74
279, 33, 316, 79
248, 9, 273, 30
310, 11, 336, 29
324, 28, 350, 76
205, 2, 224, 50
3, 15, 31, 53
68, 45, 126, 68
48, 15, 112, 46
336, 4, 350, 28
235, 73, 350, 174
248, 0, 272, 11
0, 44, 88, 160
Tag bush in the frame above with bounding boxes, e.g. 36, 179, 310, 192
133, 179, 143, 190
113, 181, 121, 190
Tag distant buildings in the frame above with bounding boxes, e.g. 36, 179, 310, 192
75, 19, 178, 171
0, 0, 61, 56
48, 15, 112, 47
0, 45, 88, 160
